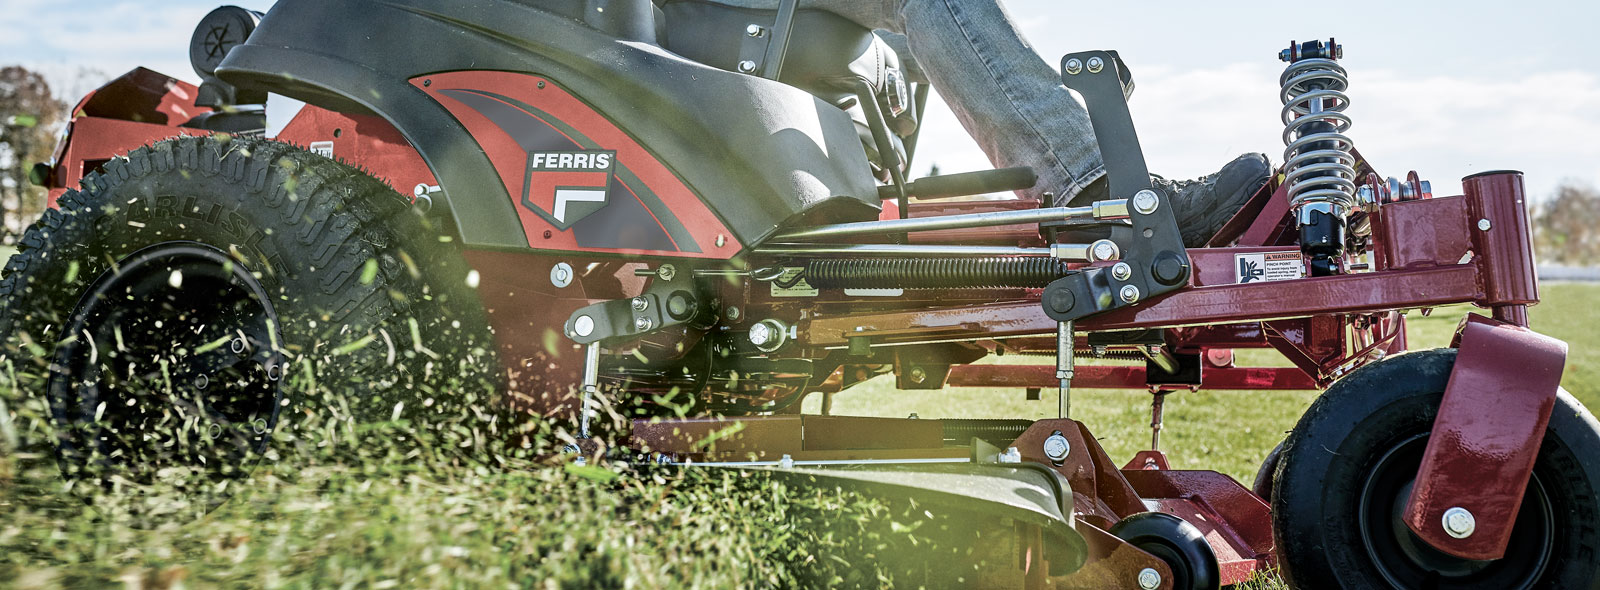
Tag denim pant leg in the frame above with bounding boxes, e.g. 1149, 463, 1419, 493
700, 0, 1106, 203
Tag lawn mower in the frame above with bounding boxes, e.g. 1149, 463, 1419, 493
8, 1, 1599, 588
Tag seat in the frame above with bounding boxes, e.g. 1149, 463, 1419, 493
656, 0, 915, 178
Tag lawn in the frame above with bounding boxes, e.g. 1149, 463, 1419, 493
1, 272, 1595, 589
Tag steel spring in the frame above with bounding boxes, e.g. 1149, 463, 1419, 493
1280, 58, 1357, 214
804, 257, 1072, 290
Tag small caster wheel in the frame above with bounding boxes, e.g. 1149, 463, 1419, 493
1274, 349, 1600, 589
1110, 511, 1220, 590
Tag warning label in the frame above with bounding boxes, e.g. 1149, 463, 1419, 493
1234, 251, 1306, 284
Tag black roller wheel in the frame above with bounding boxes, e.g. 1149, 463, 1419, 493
1273, 349, 1600, 590
1109, 511, 1221, 590
0, 135, 497, 516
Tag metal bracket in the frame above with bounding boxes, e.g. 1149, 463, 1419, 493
563, 266, 707, 345
1402, 314, 1566, 560
1041, 50, 1190, 323
736, 0, 798, 80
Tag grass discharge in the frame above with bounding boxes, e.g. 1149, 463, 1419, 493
2, 283, 1595, 589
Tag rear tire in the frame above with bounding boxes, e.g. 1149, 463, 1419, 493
1273, 349, 1600, 590
0, 135, 497, 515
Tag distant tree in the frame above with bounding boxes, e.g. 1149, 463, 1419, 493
1532, 182, 1600, 265
0, 65, 68, 244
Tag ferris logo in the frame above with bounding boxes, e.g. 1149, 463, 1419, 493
521, 150, 617, 229
528, 150, 614, 171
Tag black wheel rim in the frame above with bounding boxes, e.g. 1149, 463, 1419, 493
1357, 433, 1554, 589
50, 242, 284, 488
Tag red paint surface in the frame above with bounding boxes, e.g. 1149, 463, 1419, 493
1464, 172, 1540, 308
275, 106, 438, 198
1403, 315, 1566, 560
946, 364, 1318, 390
412, 71, 738, 258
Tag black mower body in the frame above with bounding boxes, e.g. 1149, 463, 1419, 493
218, 0, 882, 253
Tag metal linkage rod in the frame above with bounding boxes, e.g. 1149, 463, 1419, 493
579, 342, 600, 439
1057, 320, 1075, 419
755, 243, 1099, 259
769, 200, 1127, 242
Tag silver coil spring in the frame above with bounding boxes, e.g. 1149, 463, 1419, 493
1280, 58, 1356, 215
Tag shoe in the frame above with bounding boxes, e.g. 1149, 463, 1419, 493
1064, 153, 1272, 247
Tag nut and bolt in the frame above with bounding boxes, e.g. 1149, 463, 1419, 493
550, 262, 574, 288
573, 314, 596, 337
630, 296, 650, 312
1064, 58, 1083, 75
725, 306, 743, 322
1443, 506, 1476, 538
1477, 218, 1492, 231
1137, 567, 1162, 590
1132, 190, 1161, 214
749, 319, 789, 352
737, 60, 757, 73
745, 24, 764, 36
1086, 56, 1105, 73
909, 367, 928, 384
1111, 262, 1133, 281
656, 264, 678, 281
634, 316, 654, 331
1119, 285, 1141, 303
1042, 430, 1071, 462
1091, 239, 1119, 261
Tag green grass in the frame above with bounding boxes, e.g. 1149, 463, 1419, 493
1, 280, 1596, 589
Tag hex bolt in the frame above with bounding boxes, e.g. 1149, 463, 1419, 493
1087, 56, 1104, 73
745, 23, 764, 36
1112, 262, 1133, 281
1477, 218, 1492, 231
1064, 58, 1083, 75
909, 366, 927, 384
1132, 190, 1161, 214
1091, 239, 1119, 262
1043, 430, 1072, 462
550, 262, 573, 288
748, 321, 773, 347
1119, 285, 1141, 303
573, 315, 596, 338
726, 306, 743, 322
737, 60, 757, 73
715, 234, 727, 248
656, 264, 677, 281
630, 296, 649, 312
1137, 567, 1162, 590
634, 316, 654, 331
1443, 506, 1476, 539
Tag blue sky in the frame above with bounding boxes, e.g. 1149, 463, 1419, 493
3, 0, 1597, 200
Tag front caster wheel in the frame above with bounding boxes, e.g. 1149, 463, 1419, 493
1273, 349, 1600, 590
1110, 511, 1220, 590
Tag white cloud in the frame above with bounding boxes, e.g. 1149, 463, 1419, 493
917, 62, 1600, 203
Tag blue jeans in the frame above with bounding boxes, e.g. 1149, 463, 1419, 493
706, 0, 1106, 203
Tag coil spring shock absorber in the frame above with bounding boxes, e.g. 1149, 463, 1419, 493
1280, 38, 1356, 276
